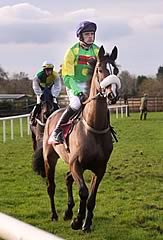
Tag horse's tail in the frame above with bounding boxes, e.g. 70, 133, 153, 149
32, 140, 46, 178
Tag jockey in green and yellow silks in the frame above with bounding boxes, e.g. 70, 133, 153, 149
49, 21, 100, 144
33, 61, 61, 104
31, 61, 61, 125
62, 42, 99, 96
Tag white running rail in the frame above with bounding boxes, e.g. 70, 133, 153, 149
108, 104, 128, 118
0, 212, 64, 240
0, 114, 30, 143
0, 105, 128, 143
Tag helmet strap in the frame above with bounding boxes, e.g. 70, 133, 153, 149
80, 41, 93, 50
79, 32, 95, 49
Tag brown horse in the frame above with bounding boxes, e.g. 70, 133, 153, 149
34, 46, 121, 231
30, 86, 59, 176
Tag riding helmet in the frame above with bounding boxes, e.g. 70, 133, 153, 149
76, 21, 97, 37
42, 61, 54, 69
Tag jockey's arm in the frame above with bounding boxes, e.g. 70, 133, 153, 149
51, 74, 62, 98
32, 75, 42, 96
62, 49, 81, 96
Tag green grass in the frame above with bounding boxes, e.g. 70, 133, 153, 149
0, 112, 163, 240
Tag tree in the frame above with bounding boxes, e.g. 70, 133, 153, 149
156, 66, 163, 81
137, 75, 148, 86
0, 66, 9, 80
11, 72, 29, 81
119, 71, 137, 97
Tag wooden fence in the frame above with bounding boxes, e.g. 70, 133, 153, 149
118, 97, 163, 112
58, 95, 163, 112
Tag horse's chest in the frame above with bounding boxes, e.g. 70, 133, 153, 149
80, 143, 110, 165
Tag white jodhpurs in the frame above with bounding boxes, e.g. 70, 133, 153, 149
36, 95, 41, 104
66, 82, 88, 111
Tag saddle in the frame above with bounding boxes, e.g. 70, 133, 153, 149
49, 110, 81, 150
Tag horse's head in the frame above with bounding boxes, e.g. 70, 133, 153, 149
94, 45, 121, 104
39, 86, 55, 123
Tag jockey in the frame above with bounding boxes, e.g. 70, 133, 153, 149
49, 21, 100, 143
31, 61, 61, 125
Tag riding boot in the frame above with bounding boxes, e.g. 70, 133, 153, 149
30, 104, 40, 125
51, 106, 77, 143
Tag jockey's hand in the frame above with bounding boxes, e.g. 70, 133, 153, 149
78, 92, 86, 103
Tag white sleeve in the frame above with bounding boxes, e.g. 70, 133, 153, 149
32, 76, 43, 95
51, 75, 62, 98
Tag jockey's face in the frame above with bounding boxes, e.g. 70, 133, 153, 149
45, 68, 53, 76
82, 31, 95, 45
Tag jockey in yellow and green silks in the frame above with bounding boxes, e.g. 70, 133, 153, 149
49, 21, 100, 144
33, 61, 61, 104
62, 42, 99, 97
31, 61, 61, 125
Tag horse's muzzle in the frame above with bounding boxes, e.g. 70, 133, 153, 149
107, 91, 119, 104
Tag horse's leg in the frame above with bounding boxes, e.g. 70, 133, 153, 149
31, 130, 37, 151
82, 167, 106, 232
70, 160, 89, 230
44, 148, 58, 221
140, 111, 143, 120
63, 171, 75, 220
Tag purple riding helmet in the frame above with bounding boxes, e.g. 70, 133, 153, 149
76, 21, 97, 37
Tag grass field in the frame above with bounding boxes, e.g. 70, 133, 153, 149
0, 112, 163, 240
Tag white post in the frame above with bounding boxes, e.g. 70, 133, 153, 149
121, 106, 123, 118
116, 107, 118, 118
20, 118, 23, 137
11, 119, 14, 140
3, 120, 6, 143
125, 105, 128, 117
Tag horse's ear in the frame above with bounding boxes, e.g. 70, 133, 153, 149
110, 46, 118, 61
98, 45, 105, 59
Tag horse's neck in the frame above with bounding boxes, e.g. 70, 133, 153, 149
83, 75, 109, 130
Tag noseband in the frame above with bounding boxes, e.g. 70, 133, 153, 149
83, 62, 119, 105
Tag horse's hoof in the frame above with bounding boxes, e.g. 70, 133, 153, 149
51, 213, 58, 222
63, 209, 73, 221
82, 225, 91, 233
71, 217, 83, 230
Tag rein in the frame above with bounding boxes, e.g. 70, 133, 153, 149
82, 69, 105, 105
35, 118, 46, 127
81, 69, 110, 134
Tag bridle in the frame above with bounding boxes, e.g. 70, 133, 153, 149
81, 56, 120, 134
83, 59, 119, 105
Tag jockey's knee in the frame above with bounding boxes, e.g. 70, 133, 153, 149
69, 97, 82, 111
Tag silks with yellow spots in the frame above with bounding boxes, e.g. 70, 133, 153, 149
62, 43, 99, 95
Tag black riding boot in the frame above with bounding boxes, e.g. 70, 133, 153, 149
52, 106, 77, 143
